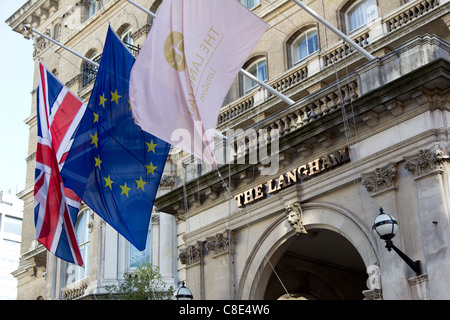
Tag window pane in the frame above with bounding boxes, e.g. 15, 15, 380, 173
130, 231, 151, 268
348, 0, 378, 32
297, 36, 308, 61
307, 31, 319, 55
257, 61, 267, 82
66, 210, 91, 285
244, 60, 267, 93
4, 216, 22, 236
293, 30, 318, 64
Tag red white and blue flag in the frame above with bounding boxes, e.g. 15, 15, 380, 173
34, 62, 86, 266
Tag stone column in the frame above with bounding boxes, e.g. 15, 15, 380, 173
362, 162, 411, 299
404, 145, 450, 299
204, 230, 235, 299
159, 213, 177, 289
103, 223, 119, 284
179, 241, 205, 300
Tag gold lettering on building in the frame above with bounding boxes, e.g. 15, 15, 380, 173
234, 147, 350, 207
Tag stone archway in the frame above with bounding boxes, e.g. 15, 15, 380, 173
264, 228, 367, 300
235, 202, 379, 300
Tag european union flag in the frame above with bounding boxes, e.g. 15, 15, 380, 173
61, 26, 170, 251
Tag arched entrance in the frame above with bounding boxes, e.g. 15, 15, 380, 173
264, 229, 367, 300
236, 202, 379, 300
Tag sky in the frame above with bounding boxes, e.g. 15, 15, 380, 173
0, 0, 34, 194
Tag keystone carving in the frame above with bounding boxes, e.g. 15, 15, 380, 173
404, 145, 448, 177
285, 202, 308, 235
361, 163, 397, 194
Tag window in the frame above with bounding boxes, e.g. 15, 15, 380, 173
121, 27, 134, 47
53, 23, 61, 40
129, 229, 151, 268
120, 26, 140, 57
240, 0, 261, 9
291, 29, 319, 64
81, 50, 101, 88
243, 59, 267, 93
66, 209, 91, 285
346, 0, 378, 33
3, 216, 22, 237
83, 0, 103, 22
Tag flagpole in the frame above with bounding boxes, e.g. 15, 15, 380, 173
290, 0, 375, 61
239, 69, 294, 104
127, 0, 157, 18
24, 24, 100, 68
125, 0, 295, 105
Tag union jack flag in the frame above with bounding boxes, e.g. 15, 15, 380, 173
34, 62, 86, 266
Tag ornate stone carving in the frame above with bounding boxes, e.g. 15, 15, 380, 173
151, 214, 160, 224
179, 241, 203, 266
361, 163, 397, 194
34, 36, 49, 54
160, 174, 176, 188
205, 230, 233, 255
404, 145, 448, 177
285, 202, 307, 235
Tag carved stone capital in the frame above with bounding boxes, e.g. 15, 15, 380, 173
179, 241, 203, 266
205, 230, 234, 256
285, 202, 308, 235
404, 145, 448, 177
159, 174, 175, 188
361, 163, 397, 194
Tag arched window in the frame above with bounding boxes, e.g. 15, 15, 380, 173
291, 29, 319, 65
345, 0, 378, 33
243, 58, 267, 94
66, 209, 92, 285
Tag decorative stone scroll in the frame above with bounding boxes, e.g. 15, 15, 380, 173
361, 163, 397, 194
205, 230, 234, 256
285, 202, 308, 235
404, 145, 448, 177
179, 241, 203, 266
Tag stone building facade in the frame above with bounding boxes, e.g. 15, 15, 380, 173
7, 0, 177, 300
7, 0, 450, 300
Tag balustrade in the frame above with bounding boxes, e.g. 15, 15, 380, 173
225, 80, 359, 162
386, 0, 440, 32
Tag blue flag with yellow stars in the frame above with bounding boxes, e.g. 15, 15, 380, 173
61, 26, 170, 251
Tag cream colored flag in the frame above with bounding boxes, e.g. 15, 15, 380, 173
130, 0, 268, 165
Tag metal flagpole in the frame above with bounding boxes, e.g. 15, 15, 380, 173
290, 0, 375, 61
126, 0, 295, 105
24, 24, 100, 68
25, 22, 228, 140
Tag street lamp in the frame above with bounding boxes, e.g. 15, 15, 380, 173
174, 281, 193, 300
372, 208, 422, 276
